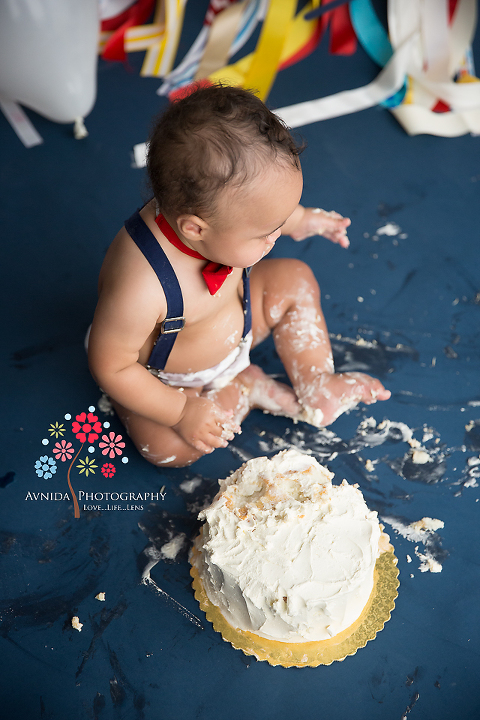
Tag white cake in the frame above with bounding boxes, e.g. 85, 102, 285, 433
192, 449, 383, 643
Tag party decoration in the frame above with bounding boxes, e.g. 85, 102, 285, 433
275, 0, 480, 136
158, 0, 265, 97
0, 0, 99, 129
386, 0, 480, 136
99, 0, 187, 78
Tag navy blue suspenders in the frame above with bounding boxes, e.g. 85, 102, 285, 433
124, 209, 252, 371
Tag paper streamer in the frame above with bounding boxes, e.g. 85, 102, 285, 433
389, 0, 480, 136
100, 0, 156, 61
140, 0, 187, 78
99, 0, 187, 79
0, 100, 43, 148
207, 1, 327, 99
159, 0, 356, 102
132, 141, 148, 168
157, 0, 264, 97
276, 0, 480, 136
195, 1, 248, 80
275, 33, 415, 127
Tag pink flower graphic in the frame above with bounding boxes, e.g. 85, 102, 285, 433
53, 440, 74, 462
72, 412, 103, 443
99, 432, 125, 459
101, 463, 116, 478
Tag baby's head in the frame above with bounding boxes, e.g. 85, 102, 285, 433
146, 84, 303, 224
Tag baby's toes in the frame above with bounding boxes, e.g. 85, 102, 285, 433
359, 377, 391, 403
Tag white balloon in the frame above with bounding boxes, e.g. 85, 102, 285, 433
99, 0, 135, 21
0, 0, 99, 124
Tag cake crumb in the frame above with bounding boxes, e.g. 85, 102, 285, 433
71, 616, 83, 632
95, 592, 106, 602
410, 517, 444, 533
377, 222, 401, 236
160, 534, 185, 560
411, 449, 432, 464
365, 459, 375, 472
416, 548, 442, 573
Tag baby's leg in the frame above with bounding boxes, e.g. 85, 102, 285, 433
111, 390, 208, 468
112, 370, 299, 468
205, 364, 301, 425
249, 259, 390, 427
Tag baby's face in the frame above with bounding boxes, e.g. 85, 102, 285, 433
198, 163, 303, 268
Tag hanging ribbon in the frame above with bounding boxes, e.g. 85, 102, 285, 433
206, 0, 326, 100
388, 0, 480, 135
100, 0, 156, 61
275, 32, 414, 128
194, 0, 248, 81
99, 0, 187, 79
157, 0, 264, 97
243, 0, 298, 99
139, 0, 187, 77
276, 0, 480, 136
160, 0, 358, 102
322, 0, 357, 56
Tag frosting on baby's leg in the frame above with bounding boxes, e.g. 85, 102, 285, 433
292, 369, 390, 428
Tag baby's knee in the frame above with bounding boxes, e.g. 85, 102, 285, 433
271, 259, 321, 309
274, 258, 319, 293
290, 258, 318, 287
137, 437, 202, 468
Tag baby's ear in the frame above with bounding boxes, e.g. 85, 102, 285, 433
177, 215, 208, 243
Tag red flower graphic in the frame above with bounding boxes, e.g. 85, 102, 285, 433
53, 440, 74, 462
99, 432, 125, 459
101, 463, 116, 478
72, 412, 103, 443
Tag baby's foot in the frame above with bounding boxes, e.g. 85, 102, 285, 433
237, 365, 301, 418
296, 372, 390, 428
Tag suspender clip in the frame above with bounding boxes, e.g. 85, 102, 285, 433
160, 316, 185, 335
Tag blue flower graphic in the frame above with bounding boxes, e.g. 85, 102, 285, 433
35, 455, 57, 479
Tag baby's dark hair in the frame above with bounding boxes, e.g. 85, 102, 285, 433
146, 84, 304, 219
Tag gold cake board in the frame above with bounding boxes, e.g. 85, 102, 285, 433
190, 549, 399, 667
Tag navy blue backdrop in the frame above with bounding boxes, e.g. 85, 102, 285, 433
1, 3, 479, 719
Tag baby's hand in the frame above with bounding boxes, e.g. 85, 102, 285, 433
172, 396, 240, 454
290, 208, 350, 248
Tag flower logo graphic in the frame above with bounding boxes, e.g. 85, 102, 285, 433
72, 412, 103, 443
48, 422, 65, 439
35, 456, 57, 479
101, 463, 116, 478
53, 440, 74, 462
36, 406, 129, 519
99, 432, 125, 459
76, 456, 98, 477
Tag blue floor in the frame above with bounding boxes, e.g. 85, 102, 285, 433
1, 4, 480, 719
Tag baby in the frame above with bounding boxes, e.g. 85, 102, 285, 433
88, 85, 390, 467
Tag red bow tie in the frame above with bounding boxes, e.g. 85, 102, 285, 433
155, 213, 233, 295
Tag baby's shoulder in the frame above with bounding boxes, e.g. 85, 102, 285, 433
98, 225, 166, 309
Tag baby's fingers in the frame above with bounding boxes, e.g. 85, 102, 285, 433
213, 408, 241, 436
329, 229, 350, 249
191, 432, 228, 453
191, 439, 215, 454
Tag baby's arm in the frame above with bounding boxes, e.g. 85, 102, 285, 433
88, 253, 237, 454
282, 205, 351, 248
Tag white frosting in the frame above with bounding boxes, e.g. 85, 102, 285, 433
192, 449, 382, 642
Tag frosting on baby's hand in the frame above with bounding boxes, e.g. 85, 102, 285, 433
291, 207, 350, 247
